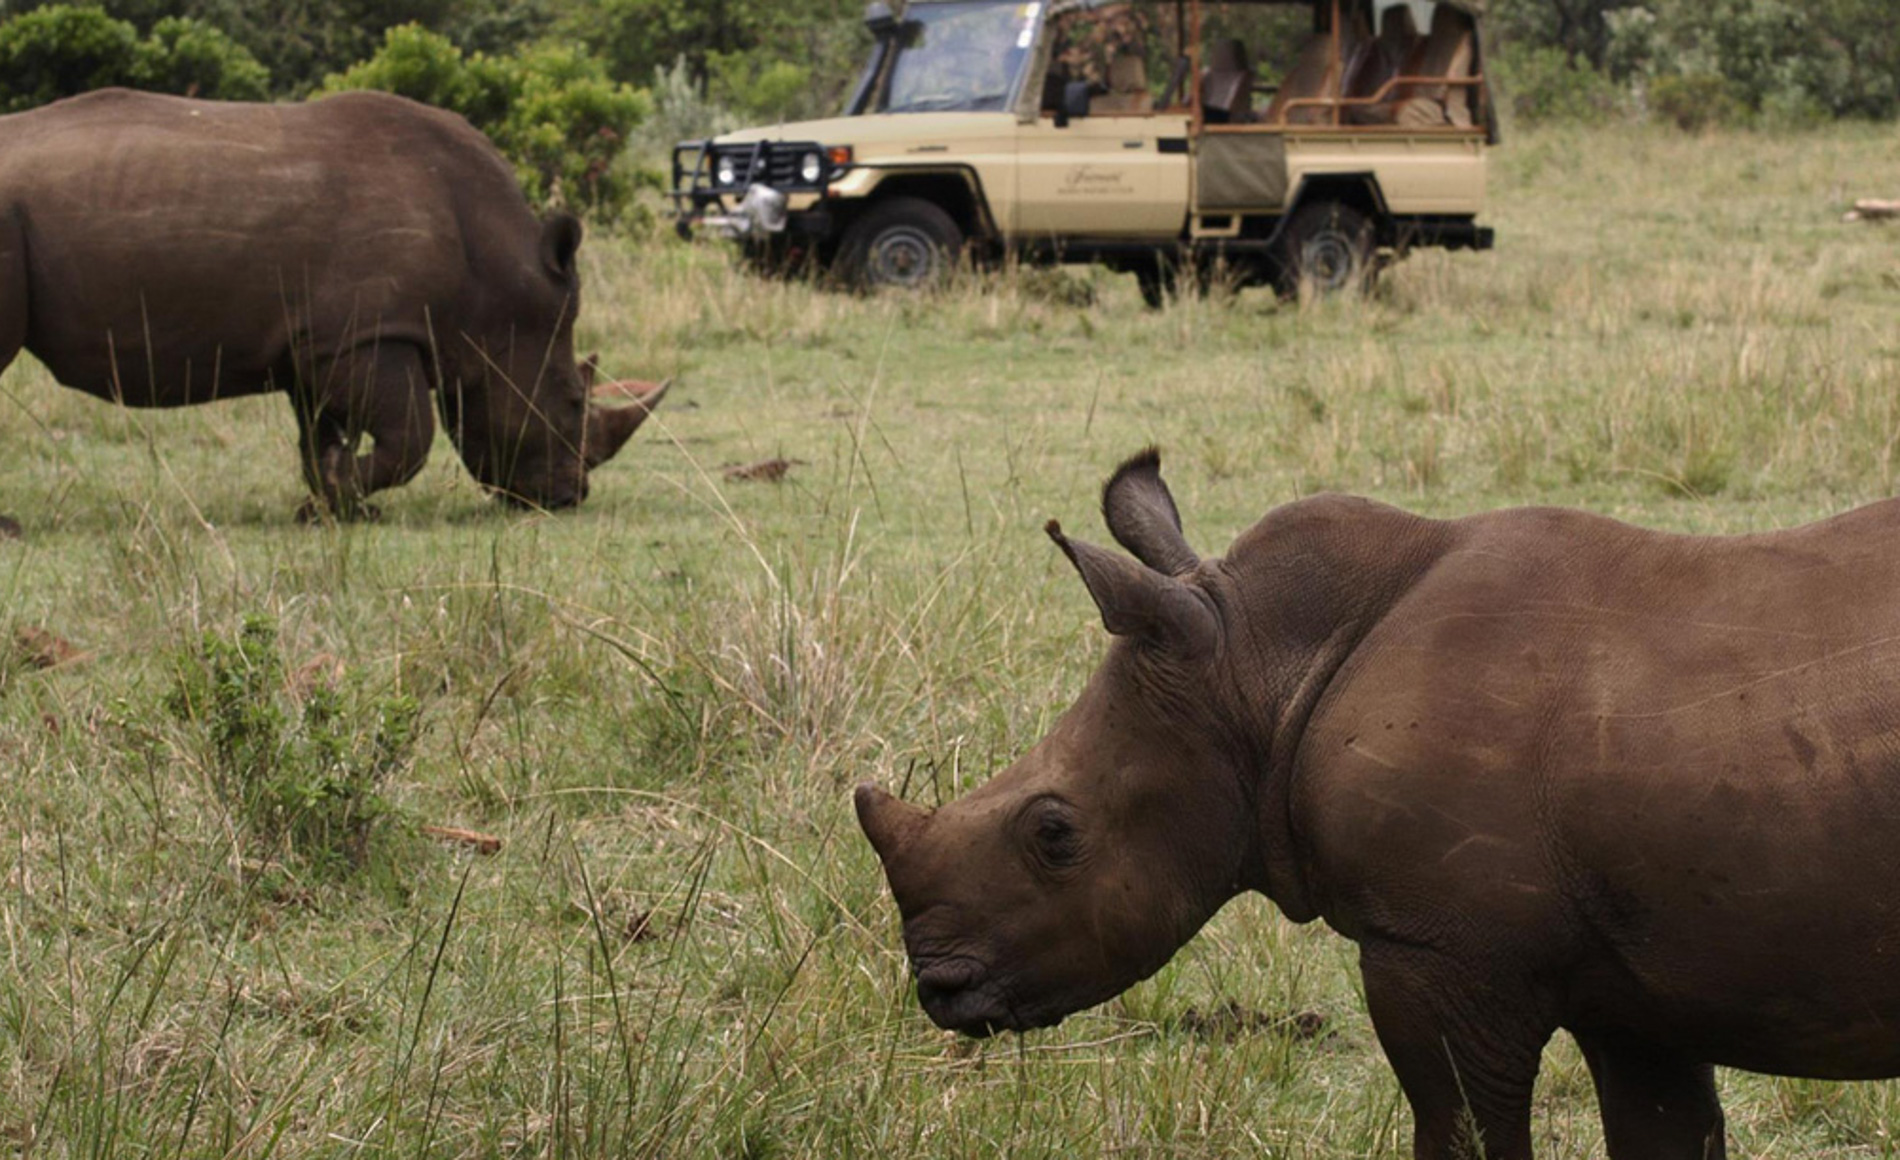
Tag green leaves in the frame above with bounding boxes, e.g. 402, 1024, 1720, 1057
323, 23, 650, 221
0, 4, 270, 112
167, 614, 421, 881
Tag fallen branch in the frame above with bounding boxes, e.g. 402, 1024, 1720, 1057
723, 457, 806, 483
420, 825, 503, 855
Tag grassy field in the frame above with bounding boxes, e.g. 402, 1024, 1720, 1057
3, 121, 1900, 1157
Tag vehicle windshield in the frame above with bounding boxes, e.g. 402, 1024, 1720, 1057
877, 2, 1042, 113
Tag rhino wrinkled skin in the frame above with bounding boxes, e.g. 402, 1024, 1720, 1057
859, 448, 1900, 1159
0, 89, 663, 518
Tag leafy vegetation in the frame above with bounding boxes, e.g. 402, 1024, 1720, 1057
165, 614, 420, 883
2, 122, 1898, 1155
1494, 0, 1900, 124
0, 3, 267, 111
323, 23, 650, 218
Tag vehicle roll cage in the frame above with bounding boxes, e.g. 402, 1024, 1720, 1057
1042, 0, 1491, 137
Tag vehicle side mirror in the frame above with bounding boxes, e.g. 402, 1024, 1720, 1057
864, 1, 897, 34
1058, 80, 1092, 127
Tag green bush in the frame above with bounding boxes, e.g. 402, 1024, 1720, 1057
323, 20, 510, 123
0, 4, 271, 112
325, 24, 649, 221
1491, 44, 1624, 125
0, 5, 140, 113
497, 42, 649, 218
706, 52, 812, 122
166, 615, 419, 881
130, 15, 271, 101
1605, 0, 1895, 124
1649, 72, 1745, 132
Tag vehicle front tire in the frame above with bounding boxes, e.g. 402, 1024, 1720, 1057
836, 197, 963, 292
1276, 201, 1377, 299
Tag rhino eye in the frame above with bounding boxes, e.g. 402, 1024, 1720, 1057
1029, 802, 1083, 870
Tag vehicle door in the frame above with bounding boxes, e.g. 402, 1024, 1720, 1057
1013, 2, 1191, 238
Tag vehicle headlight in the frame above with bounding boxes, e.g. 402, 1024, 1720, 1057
799, 151, 824, 184
715, 155, 738, 187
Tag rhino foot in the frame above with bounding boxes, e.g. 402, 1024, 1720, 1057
0, 515, 21, 541
295, 497, 382, 526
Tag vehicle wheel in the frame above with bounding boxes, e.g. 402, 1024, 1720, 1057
1136, 263, 1168, 309
836, 197, 963, 291
1135, 253, 1211, 309
1276, 201, 1376, 299
740, 238, 810, 280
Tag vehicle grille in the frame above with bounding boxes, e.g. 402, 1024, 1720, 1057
671, 139, 832, 207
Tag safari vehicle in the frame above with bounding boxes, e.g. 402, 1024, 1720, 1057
672, 0, 1495, 303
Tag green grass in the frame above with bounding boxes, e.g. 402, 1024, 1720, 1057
3, 120, 1900, 1156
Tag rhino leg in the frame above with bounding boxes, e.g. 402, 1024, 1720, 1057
292, 342, 435, 521
1, 210, 27, 538
1360, 943, 1553, 1160
0, 209, 23, 373
1574, 1031, 1726, 1160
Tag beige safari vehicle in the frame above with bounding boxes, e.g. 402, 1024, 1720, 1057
672, 0, 1494, 303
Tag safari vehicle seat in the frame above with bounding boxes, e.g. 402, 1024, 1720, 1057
1344, 5, 1418, 118
1260, 29, 1340, 124
1093, 54, 1154, 115
1394, 6, 1475, 127
1201, 39, 1254, 123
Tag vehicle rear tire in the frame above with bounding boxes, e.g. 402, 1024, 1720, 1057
835, 197, 963, 291
1276, 201, 1377, 299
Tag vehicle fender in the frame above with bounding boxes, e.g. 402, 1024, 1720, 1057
1270, 173, 1391, 248
829, 165, 999, 241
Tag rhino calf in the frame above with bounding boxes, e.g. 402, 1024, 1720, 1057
859, 449, 1900, 1159
0, 89, 665, 520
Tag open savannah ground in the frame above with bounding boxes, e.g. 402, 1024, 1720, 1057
3, 121, 1899, 1157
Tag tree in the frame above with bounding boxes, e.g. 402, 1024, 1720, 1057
324, 23, 650, 220
0, 4, 270, 111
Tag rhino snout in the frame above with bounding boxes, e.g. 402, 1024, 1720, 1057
912, 956, 1014, 1037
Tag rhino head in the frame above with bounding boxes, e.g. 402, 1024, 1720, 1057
857, 449, 1277, 1036
438, 214, 665, 509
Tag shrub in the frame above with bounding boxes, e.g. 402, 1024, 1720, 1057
0, 5, 139, 113
324, 24, 648, 220
1649, 72, 1745, 132
628, 56, 741, 168
0, 4, 272, 111
166, 615, 419, 880
1490, 44, 1624, 125
131, 16, 271, 101
1606, 0, 1892, 124
323, 21, 511, 125
494, 42, 649, 218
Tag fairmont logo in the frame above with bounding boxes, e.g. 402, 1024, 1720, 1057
1060, 165, 1131, 195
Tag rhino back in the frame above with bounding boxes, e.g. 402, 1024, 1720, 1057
0, 90, 532, 404
1294, 499, 1900, 1077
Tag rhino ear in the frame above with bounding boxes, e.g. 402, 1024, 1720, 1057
541, 213, 583, 284
1047, 520, 1217, 657
1101, 447, 1199, 576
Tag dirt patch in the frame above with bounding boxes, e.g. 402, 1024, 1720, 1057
1175, 1002, 1329, 1043
723, 457, 806, 483
13, 626, 84, 670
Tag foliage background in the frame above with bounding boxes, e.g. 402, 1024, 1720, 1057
1, 0, 1894, 174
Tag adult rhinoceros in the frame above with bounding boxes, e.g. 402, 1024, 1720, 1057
0, 88, 665, 519
858, 449, 1900, 1159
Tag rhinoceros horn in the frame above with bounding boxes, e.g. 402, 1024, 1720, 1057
854, 783, 929, 866
584, 378, 671, 469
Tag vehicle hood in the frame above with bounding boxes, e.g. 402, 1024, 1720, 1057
712, 112, 1021, 152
